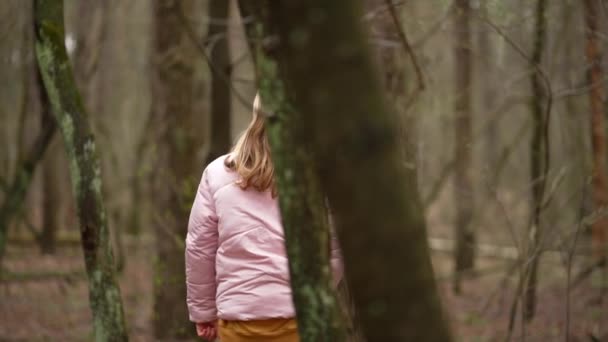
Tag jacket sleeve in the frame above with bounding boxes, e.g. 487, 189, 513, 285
185, 169, 219, 323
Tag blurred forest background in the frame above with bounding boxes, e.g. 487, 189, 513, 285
1, 0, 608, 341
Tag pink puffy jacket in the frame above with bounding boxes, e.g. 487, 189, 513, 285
185, 155, 343, 323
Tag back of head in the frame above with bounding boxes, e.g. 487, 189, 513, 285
225, 93, 276, 194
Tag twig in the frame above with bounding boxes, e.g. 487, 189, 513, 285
483, 168, 524, 254
20, 212, 41, 243
571, 256, 607, 289
423, 94, 532, 209
553, 76, 608, 99
479, 260, 519, 315
437, 263, 510, 282
362, 0, 407, 21
473, 12, 553, 180
422, 158, 456, 209
384, 0, 425, 91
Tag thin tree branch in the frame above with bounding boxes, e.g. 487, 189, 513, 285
563, 185, 587, 342
473, 13, 553, 159
172, 1, 253, 111
384, 0, 425, 91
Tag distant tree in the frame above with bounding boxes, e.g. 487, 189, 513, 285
583, 0, 607, 262
0, 72, 56, 265
524, 0, 548, 322
477, 2, 498, 171
205, 0, 232, 165
453, 0, 475, 293
39, 65, 60, 255
252, 1, 453, 341
33, 0, 128, 340
151, 0, 203, 338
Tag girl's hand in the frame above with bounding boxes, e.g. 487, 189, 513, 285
196, 321, 217, 341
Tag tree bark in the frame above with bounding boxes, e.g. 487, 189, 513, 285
584, 0, 608, 261
453, 0, 475, 293
524, 0, 547, 322
39, 67, 60, 255
205, 0, 232, 166
33, 1, 128, 340
0, 74, 56, 266
478, 2, 498, 173
254, 1, 453, 341
239, 3, 346, 341
152, 0, 202, 339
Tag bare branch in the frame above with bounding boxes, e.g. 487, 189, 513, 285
172, 1, 253, 111
384, 0, 425, 91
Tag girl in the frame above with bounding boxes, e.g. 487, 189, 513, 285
185, 94, 343, 341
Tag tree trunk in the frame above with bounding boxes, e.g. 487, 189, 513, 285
524, 0, 547, 322
239, 3, 346, 341
0, 72, 56, 267
152, 0, 202, 339
478, 2, 498, 173
256, 2, 453, 341
33, 1, 128, 340
39, 67, 60, 255
584, 0, 608, 261
205, 0, 232, 166
365, 0, 416, 163
453, 0, 475, 293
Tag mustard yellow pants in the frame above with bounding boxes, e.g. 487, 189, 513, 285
218, 318, 299, 342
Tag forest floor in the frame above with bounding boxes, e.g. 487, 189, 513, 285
0, 234, 606, 341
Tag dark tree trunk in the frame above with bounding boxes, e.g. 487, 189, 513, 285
33, 0, 128, 340
478, 2, 498, 172
239, 3, 347, 341
39, 68, 59, 255
253, 1, 453, 341
524, 0, 548, 322
453, 0, 475, 293
205, 0, 232, 166
152, 0, 202, 339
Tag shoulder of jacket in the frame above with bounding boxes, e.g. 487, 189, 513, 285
203, 154, 234, 192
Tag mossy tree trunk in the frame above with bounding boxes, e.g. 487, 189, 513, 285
33, 0, 128, 341
524, 0, 548, 322
249, 2, 453, 341
238, 3, 346, 341
453, 0, 475, 293
152, 0, 202, 339
205, 0, 232, 166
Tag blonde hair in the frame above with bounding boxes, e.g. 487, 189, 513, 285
225, 93, 275, 194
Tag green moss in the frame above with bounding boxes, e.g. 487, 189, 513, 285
249, 14, 346, 341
